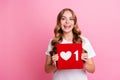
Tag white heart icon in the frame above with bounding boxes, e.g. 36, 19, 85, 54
60, 51, 72, 61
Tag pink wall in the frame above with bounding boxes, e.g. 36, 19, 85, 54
0, 0, 120, 80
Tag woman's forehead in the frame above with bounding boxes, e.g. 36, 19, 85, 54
62, 11, 73, 17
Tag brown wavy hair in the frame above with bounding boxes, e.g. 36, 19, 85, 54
49, 8, 83, 56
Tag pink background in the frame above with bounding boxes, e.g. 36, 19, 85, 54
0, 0, 120, 80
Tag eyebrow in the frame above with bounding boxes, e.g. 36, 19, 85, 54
61, 16, 66, 18
61, 16, 73, 18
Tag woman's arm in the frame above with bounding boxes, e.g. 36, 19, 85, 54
81, 53, 95, 73
45, 55, 57, 73
84, 58, 95, 73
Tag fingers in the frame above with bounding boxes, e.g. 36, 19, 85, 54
52, 54, 59, 65
52, 54, 58, 61
81, 53, 88, 62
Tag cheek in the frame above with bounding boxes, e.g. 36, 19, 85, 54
61, 25, 64, 29
60, 20, 65, 25
71, 21, 75, 25
59, 23, 63, 28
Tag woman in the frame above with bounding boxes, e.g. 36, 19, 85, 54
45, 8, 96, 80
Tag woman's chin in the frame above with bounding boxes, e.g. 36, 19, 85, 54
63, 29, 72, 33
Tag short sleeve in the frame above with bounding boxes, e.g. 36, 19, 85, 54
82, 36, 96, 59
45, 39, 52, 56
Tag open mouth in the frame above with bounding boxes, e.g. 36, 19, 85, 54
64, 25, 71, 29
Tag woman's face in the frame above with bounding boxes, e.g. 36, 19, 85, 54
60, 11, 74, 33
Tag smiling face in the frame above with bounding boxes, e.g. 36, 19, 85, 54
60, 11, 75, 33
54, 8, 78, 39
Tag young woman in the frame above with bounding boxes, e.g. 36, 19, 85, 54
45, 8, 96, 80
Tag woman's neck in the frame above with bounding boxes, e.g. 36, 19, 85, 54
62, 32, 73, 41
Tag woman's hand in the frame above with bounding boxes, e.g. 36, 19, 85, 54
81, 53, 88, 62
45, 54, 58, 73
81, 52, 95, 73
52, 54, 59, 65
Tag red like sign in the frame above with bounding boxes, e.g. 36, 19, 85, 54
56, 43, 83, 69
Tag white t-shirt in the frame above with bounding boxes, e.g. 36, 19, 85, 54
45, 36, 96, 80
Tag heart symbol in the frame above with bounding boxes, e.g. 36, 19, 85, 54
60, 51, 72, 61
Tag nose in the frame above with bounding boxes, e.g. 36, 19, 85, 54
66, 19, 70, 24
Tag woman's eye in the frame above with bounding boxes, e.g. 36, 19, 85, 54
61, 18, 65, 20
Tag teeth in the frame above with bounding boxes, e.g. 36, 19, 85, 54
64, 25, 70, 29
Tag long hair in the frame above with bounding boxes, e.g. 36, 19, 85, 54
49, 8, 83, 56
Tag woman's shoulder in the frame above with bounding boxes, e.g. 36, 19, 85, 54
81, 36, 87, 40
80, 36, 89, 43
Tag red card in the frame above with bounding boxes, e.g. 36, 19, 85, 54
56, 43, 83, 69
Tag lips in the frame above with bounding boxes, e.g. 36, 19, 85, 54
64, 25, 71, 29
